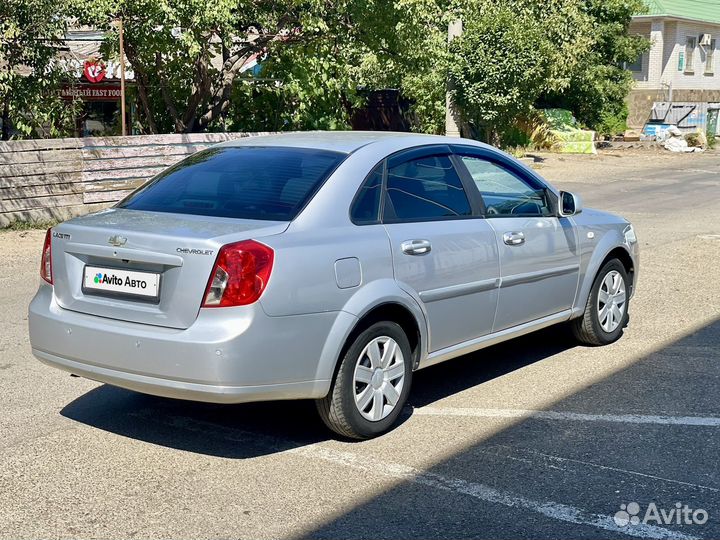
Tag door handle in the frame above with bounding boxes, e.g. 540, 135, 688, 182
503, 231, 525, 246
401, 239, 432, 255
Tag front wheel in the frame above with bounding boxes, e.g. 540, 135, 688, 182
571, 259, 630, 346
316, 321, 412, 439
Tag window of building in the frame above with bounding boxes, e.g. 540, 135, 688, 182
625, 52, 643, 72
706, 39, 716, 75
685, 36, 697, 74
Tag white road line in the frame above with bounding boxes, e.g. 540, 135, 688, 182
478, 444, 720, 494
414, 407, 720, 427
134, 412, 699, 540
290, 446, 700, 540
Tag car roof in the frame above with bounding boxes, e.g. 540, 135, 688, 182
216, 130, 486, 154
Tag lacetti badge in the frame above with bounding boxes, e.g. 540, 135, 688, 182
93, 272, 148, 289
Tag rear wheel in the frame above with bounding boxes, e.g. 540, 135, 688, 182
571, 259, 629, 346
316, 321, 412, 439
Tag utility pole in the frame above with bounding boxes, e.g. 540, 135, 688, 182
118, 17, 127, 136
445, 19, 462, 137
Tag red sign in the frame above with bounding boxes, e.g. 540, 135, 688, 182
83, 61, 106, 83
61, 84, 121, 101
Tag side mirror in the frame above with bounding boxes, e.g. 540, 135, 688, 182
559, 191, 583, 217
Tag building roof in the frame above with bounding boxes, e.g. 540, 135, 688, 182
638, 0, 720, 25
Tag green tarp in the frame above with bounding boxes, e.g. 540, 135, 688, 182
543, 108, 596, 154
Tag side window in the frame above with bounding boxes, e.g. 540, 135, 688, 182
384, 155, 471, 221
459, 156, 552, 217
350, 163, 383, 224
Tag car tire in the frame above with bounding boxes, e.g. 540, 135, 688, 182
316, 321, 413, 439
571, 259, 630, 346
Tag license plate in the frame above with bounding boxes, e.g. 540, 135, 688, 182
83, 266, 160, 299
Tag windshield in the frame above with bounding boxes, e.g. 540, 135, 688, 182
117, 146, 346, 221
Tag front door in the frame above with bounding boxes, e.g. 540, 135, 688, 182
454, 152, 580, 331
381, 148, 500, 352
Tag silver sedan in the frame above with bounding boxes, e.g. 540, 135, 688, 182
28, 132, 639, 438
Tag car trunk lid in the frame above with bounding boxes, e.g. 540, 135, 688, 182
51, 208, 288, 329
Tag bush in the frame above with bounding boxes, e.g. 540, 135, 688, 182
595, 107, 629, 138
499, 110, 561, 151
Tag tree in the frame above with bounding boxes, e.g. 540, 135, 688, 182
74, 0, 454, 134
541, 0, 650, 135
228, 0, 452, 134
73, 0, 646, 139
447, 0, 593, 142
76, 0, 397, 133
0, 0, 77, 140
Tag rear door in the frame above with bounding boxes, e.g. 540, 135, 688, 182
381, 146, 500, 352
453, 147, 580, 331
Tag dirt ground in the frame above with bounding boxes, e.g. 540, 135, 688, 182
531, 146, 719, 184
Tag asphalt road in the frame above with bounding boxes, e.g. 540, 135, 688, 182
1, 150, 719, 539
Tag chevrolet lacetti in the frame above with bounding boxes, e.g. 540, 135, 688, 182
28, 132, 639, 438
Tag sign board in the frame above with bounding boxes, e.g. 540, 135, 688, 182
61, 84, 122, 101
84, 61, 107, 83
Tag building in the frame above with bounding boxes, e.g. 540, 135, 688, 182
628, 0, 720, 135
57, 27, 136, 137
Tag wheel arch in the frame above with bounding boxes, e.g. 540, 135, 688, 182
345, 302, 422, 369
573, 233, 636, 319
601, 247, 635, 295
314, 282, 428, 395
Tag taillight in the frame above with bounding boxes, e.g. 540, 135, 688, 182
202, 240, 273, 307
40, 228, 53, 284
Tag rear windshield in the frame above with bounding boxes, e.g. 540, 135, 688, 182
117, 146, 346, 221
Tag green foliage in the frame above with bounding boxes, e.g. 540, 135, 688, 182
71, 0, 446, 133
595, 106, 629, 137
541, 0, 649, 134
0, 0, 79, 139
448, 0, 592, 142
353, 0, 452, 133
1, 218, 59, 231
500, 109, 561, 151
3, 0, 648, 140
71, 0, 454, 134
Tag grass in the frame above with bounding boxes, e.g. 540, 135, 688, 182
1, 219, 59, 232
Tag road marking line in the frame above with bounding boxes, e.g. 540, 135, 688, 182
479, 444, 720, 493
414, 407, 720, 427
135, 411, 699, 540
290, 446, 699, 540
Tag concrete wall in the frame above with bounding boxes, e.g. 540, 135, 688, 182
628, 89, 720, 128
0, 132, 273, 227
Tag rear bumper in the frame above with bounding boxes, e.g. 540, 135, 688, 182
29, 285, 346, 404
32, 349, 329, 404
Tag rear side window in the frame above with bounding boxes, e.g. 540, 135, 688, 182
384, 155, 471, 221
350, 163, 383, 224
118, 147, 345, 221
